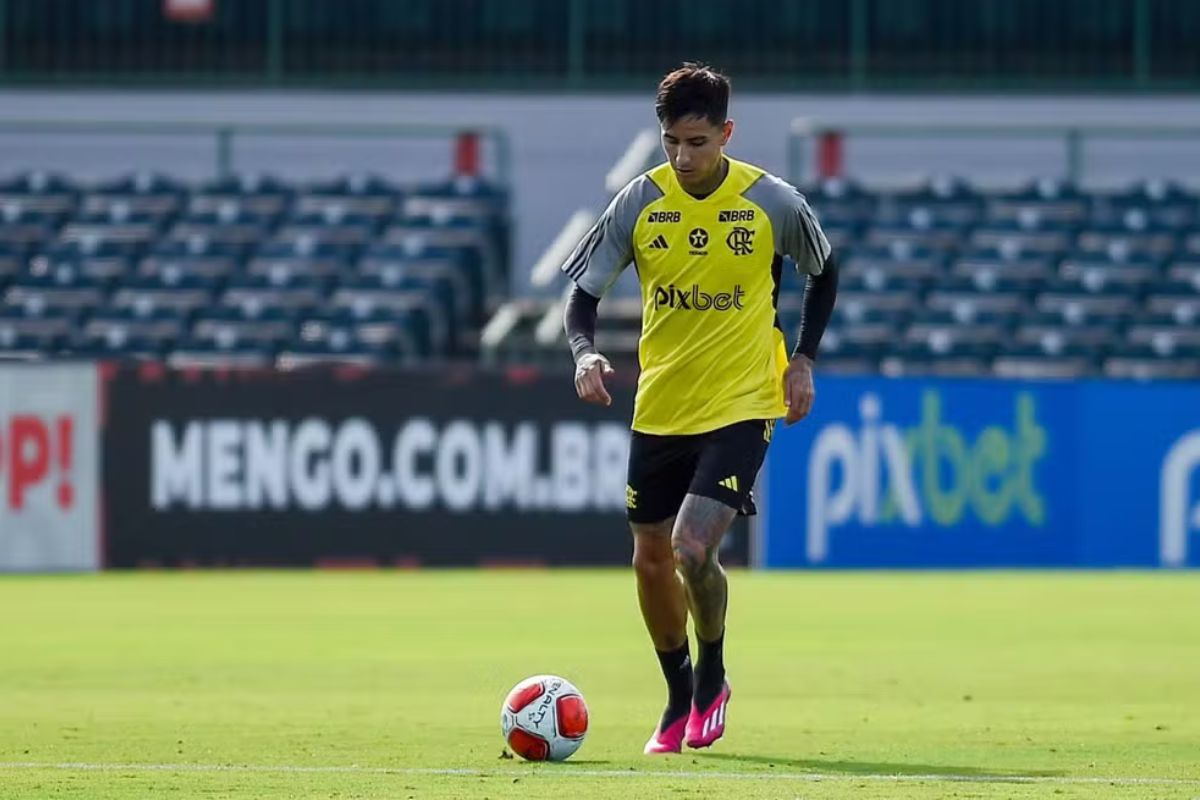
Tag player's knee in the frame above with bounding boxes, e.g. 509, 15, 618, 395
671, 530, 708, 579
632, 530, 674, 580
632, 544, 673, 581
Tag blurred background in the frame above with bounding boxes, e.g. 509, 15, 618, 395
1, 0, 1199, 572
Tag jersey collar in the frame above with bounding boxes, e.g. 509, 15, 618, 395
669, 156, 737, 203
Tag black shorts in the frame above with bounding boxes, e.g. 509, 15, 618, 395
626, 418, 776, 524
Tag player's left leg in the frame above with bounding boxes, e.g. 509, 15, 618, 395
672, 493, 736, 740
673, 418, 775, 748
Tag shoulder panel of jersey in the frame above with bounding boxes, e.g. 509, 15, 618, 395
561, 172, 664, 297
740, 168, 831, 275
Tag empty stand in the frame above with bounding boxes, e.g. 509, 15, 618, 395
0, 170, 509, 366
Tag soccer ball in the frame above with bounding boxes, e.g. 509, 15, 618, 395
500, 674, 589, 761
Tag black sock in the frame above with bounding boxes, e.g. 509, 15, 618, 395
655, 641, 693, 728
694, 630, 725, 710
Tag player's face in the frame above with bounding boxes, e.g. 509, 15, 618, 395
661, 116, 733, 193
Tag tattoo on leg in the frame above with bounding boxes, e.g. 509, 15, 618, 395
671, 494, 736, 643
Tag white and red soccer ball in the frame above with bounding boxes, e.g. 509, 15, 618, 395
500, 675, 589, 761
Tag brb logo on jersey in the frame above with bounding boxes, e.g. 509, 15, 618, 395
718, 209, 755, 223
647, 211, 682, 224
654, 283, 746, 312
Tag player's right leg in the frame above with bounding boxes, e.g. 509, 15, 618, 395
631, 518, 690, 753
626, 430, 701, 754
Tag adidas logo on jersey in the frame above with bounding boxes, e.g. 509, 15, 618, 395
648, 235, 669, 250
719, 475, 740, 492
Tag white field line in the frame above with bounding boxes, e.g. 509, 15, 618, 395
1, 761, 1199, 787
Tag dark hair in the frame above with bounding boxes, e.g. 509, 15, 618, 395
655, 63, 730, 128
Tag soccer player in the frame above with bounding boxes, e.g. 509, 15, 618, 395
560, 63, 839, 753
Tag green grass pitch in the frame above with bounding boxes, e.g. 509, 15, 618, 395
1, 569, 1198, 799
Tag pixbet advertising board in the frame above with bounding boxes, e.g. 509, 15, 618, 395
763, 376, 1200, 568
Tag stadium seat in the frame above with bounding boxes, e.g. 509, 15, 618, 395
1058, 250, 1160, 291
864, 221, 966, 254
0, 207, 60, 250
1015, 313, 1117, 348
876, 177, 984, 228
361, 248, 483, 318
881, 340, 996, 377
190, 174, 292, 220
0, 328, 63, 360
358, 258, 475, 322
167, 336, 274, 368
822, 307, 908, 346
294, 174, 400, 222
1103, 342, 1200, 380
1035, 281, 1137, 318
382, 216, 502, 292
298, 307, 429, 360
5, 268, 106, 315
1126, 317, 1200, 350
83, 308, 187, 349
328, 286, 446, 355
808, 334, 883, 374
985, 179, 1090, 226
0, 305, 75, 339
63, 331, 167, 361
841, 242, 946, 282
111, 278, 213, 317
1144, 278, 1200, 321
993, 340, 1102, 379
81, 188, 181, 221
1089, 180, 1198, 231
0, 171, 78, 216
245, 250, 347, 284
0, 243, 24, 286
969, 220, 1074, 256
277, 322, 397, 368
949, 245, 1056, 282
799, 177, 877, 227
140, 240, 242, 283
274, 216, 377, 248
926, 283, 1028, 316
220, 274, 325, 316
166, 210, 274, 249
24, 256, 129, 290
1164, 256, 1200, 284
191, 306, 297, 347
907, 308, 1013, 345
1075, 224, 1178, 260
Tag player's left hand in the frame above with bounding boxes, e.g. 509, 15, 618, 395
783, 355, 815, 425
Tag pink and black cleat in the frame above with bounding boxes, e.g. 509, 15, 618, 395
685, 682, 731, 749
643, 715, 687, 754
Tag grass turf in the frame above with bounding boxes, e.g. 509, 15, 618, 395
1, 569, 1198, 799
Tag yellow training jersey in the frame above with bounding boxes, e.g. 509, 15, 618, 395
561, 157, 830, 436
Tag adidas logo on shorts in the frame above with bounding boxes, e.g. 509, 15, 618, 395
719, 475, 740, 492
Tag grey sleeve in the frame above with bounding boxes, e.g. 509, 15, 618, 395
744, 174, 832, 276
560, 175, 659, 297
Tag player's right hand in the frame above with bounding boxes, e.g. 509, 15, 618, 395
574, 353, 615, 406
